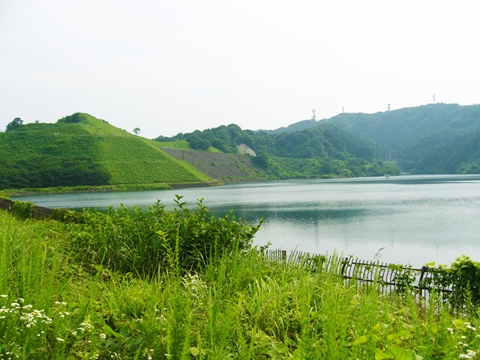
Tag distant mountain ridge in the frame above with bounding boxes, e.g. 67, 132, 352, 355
263, 103, 480, 174
260, 119, 318, 135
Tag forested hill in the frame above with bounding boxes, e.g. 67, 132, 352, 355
327, 103, 480, 174
263, 103, 480, 175
155, 122, 398, 179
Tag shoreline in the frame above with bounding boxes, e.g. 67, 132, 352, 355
1, 181, 222, 198
1, 179, 273, 199
1, 174, 372, 199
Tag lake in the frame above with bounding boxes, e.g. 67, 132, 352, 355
15, 174, 480, 268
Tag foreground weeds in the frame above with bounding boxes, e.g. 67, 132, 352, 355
2, 207, 480, 359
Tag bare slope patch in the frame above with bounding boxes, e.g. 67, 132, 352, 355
161, 148, 266, 181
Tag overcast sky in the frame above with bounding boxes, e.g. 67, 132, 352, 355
1, 0, 479, 137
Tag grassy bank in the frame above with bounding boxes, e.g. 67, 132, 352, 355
0, 182, 220, 198
1, 207, 480, 359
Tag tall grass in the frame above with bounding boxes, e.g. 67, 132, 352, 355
2, 209, 480, 359
0, 214, 65, 304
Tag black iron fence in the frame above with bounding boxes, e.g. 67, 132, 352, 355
262, 249, 454, 299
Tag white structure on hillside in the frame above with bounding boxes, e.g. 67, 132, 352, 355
237, 144, 256, 157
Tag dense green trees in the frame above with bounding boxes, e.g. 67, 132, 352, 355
5, 117, 23, 132
155, 121, 398, 179
327, 103, 480, 174
0, 155, 110, 189
250, 103, 480, 175
188, 135, 211, 150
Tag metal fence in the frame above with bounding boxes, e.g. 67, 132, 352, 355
262, 249, 454, 298
0, 198, 54, 220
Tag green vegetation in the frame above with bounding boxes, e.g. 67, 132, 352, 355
72, 196, 260, 277
326, 103, 480, 174
5, 117, 23, 132
2, 202, 480, 359
4, 103, 480, 192
156, 123, 399, 179
241, 103, 480, 176
0, 113, 209, 190
0, 183, 172, 198
155, 140, 192, 150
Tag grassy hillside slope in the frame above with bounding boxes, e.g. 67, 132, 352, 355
0, 113, 210, 190
94, 136, 210, 184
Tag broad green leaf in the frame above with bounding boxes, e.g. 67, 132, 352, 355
103, 324, 120, 338
292, 349, 306, 359
375, 348, 394, 359
452, 319, 464, 328
386, 345, 420, 360
351, 335, 368, 346
189, 347, 200, 356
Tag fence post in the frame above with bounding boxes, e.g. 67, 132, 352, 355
341, 257, 349, 277
418, 266, 427, 299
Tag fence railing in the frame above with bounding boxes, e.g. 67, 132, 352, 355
261, 249, 454, 298
0, 198, 54, 220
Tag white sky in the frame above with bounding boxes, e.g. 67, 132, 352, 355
1, 0, 479, 137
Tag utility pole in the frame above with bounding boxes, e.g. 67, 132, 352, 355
387, 104, 391, 112
312, 109, 316, 121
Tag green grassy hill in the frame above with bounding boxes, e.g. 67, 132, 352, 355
0, 113, 210, 190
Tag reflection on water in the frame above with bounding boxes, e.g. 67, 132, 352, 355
208, 203, 369, 224
15, 175, 480, 268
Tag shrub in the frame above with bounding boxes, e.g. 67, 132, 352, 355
11, 201, 36, 220
70, 196, 261, 277
423, 256, 480, 310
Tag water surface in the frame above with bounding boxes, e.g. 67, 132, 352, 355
16, 175, 480, 267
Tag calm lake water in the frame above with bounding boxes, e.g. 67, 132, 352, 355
16, 175, 480, 268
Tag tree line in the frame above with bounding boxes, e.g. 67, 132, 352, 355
155, 122, 399, 178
